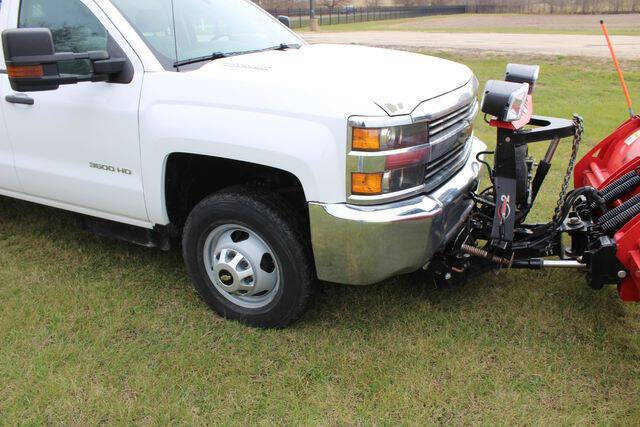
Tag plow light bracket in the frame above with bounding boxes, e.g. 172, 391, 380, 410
481, 80, 530, 122
505, 63, 540, 94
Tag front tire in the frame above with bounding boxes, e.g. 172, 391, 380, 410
182, 187, 314, 328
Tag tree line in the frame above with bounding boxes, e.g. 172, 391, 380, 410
254, 0, 640, 13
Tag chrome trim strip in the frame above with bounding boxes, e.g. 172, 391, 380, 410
411, 77, 479, 123
429, 100, 476, 136
347, 115, 413, 129
429, 104, 472, 130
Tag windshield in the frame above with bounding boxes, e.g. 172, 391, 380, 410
110, 0, 302, 68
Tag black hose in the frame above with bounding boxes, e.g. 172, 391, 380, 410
476, 151, 494, 185
562, 186, 607, 222
597, 193, 640, 224
600, 202, 640, 234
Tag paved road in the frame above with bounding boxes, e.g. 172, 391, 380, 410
300, 31, 640, 59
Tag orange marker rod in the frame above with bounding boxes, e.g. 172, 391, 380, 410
601, 20, 634, 118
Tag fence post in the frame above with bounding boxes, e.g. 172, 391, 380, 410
299, 8, 302, 28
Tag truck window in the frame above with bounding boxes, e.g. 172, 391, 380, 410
112, 0, 301, 70
19, 0, 108, 75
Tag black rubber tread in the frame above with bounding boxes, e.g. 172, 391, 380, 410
182, 186, 315, 328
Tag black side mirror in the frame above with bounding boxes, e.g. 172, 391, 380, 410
277, 15, 291, 28
2, 28, 126, 92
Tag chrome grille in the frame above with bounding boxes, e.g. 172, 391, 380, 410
429, 102, 475, 141
424, 100, 477, 192
424, 137, 472, 192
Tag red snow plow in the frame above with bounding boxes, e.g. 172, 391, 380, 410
431, 34, 640, 303
574, 118, 640, 301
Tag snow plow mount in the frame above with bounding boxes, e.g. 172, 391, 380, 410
431, 63, 640, 302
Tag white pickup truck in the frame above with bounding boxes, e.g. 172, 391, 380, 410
0, 0, 486, 327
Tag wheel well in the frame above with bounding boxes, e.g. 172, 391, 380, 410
164, 153, 308, 232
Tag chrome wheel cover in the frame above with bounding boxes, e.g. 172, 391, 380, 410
203, 224, 280, 309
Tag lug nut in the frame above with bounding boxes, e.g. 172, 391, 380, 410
444, 273, 452, 280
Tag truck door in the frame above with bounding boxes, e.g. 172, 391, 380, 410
0, 103, 20, 193
0, 0, 149, 224
0, 0, 21, 193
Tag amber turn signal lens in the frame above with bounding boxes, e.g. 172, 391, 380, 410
7, 64, 44, 78
352, 172, 383, 195
352, 128, 380, 151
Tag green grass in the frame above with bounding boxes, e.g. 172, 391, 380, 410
298, 13, 640, 36
1, 53, 640, 424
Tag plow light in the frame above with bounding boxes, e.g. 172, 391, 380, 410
481, 80, 530, 122
505, 63, 540, 94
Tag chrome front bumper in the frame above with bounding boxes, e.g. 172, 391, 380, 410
308, 136, 487, 285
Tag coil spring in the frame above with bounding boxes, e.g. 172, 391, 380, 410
600, 202, 640, 234
589, 172, 640, 211
598, 193, 640, 224
602, 171, 637, 196
604, 176, 640, 203
461, 244, 512, 267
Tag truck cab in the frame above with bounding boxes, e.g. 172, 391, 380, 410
0, 0, 486, 327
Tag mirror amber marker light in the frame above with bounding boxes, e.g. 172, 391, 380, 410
352, 172, 383, 195
7, 64, 44, 78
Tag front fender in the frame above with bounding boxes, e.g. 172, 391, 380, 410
139, 76, 350, 224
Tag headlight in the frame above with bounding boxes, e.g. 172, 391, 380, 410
481, 80, 529, 122
349, 122, 429, 195
352, 122, 429, 151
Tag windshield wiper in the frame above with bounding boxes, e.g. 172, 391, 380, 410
173, 43, 301, 68
262, 43, 301, 52
173, 52, 228, 68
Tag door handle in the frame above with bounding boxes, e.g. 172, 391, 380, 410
5, 95, 34, 105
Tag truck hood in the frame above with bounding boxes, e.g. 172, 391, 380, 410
195, 44, 474, 116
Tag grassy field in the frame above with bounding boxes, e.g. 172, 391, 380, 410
1, 53, 640, 424
305, 13, 640, 35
